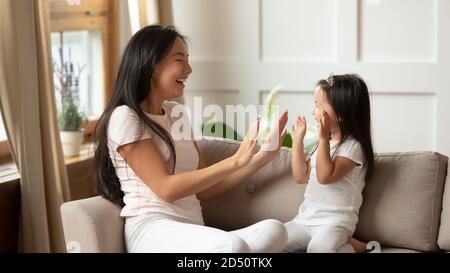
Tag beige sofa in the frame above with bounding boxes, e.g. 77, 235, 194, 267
60, 137, 450, 253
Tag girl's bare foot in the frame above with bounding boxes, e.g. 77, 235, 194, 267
349, 237, 368, 253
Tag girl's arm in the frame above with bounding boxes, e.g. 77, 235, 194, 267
315, 136, 333, 183
316, 143, 357, 184
118, 121, 260, 204
315, 111, 357, 184
196, 112, 289, 201
291, 116, 310, 183
292, 140, 310, 184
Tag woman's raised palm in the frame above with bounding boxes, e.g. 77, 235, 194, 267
258, 111, 288, 160
233, 118, 260, 168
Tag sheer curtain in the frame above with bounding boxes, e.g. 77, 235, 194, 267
0, 0, 70, 252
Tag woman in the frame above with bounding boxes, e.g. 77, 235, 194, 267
94, 25, 288, 252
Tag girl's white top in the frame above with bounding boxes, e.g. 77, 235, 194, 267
295, 136, 366, 232
107, 101, 204, 225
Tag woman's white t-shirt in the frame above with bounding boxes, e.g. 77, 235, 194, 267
295, 136, 366, 232
107, 101, 204, 225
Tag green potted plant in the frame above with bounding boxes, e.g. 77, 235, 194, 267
53, 37, 87, 157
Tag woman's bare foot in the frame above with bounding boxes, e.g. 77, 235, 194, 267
349, 237, 368, 253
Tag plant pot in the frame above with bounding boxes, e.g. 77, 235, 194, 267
60, 131, 84, 157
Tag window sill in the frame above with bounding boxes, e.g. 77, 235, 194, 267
0, 162, 20, 185
64, 143, 95, 165
0, 143, 95, 184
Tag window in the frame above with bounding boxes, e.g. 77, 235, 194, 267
1, 1, 119, 161
0, 112, 10, 160
51, 30, 105, 118
49, 0, 119, 138
0, 117, 6, 141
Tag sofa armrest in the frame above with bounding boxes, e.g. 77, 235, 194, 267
60, 196, 124, 253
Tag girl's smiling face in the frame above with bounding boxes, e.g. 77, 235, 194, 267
151, 37, 192, 99
312, 86, 340, 134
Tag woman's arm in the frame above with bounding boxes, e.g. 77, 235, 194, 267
196, 111, 289, 201
118, 121, 259, 204
195, 144, 276, 201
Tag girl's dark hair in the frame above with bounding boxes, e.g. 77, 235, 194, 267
317, 74, 375, 182
94, 25, 184, 206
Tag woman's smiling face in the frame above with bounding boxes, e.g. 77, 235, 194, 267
151, 37, 192, 99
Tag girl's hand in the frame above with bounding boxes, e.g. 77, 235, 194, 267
232, 118, 260, 168
292, 115, 307, 145
317, 110, 331, 140
257, 111, 288, 161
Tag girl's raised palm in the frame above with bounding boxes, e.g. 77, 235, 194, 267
233, 118, 260, 168
292, 116, 307, 144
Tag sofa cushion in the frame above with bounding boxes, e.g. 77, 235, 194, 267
380, 247, 422, 253
197, 137, 305, 231
355, 152, 448, 252
438, 160, 450, 250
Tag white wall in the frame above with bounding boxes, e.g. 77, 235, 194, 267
172, 0, 450, 156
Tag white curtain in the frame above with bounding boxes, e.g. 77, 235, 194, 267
0, 0, 71, 252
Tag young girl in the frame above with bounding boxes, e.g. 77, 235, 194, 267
94, 25, 289, 253
285, 74, 374, 253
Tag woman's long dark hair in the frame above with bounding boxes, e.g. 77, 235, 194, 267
94, 25, 184, 207
317, 74, 374, 182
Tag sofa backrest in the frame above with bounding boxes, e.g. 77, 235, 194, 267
197, 137, 303, 231
354, 151, 448, 252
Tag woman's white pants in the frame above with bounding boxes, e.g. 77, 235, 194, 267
125, 215, 288, 253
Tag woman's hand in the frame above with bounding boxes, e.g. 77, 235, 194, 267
292, 115, 307, 145
257, 111, 288, 162
317, 110, 331, 140
232, 118, 260, 168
